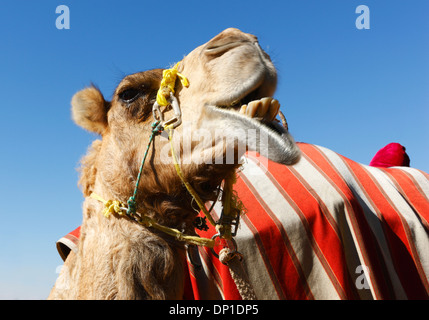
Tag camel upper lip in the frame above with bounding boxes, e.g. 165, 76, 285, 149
216, 87, 265, 110
214, 77, 274, 110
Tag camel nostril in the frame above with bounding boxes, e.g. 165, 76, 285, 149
204, 28, 258, 57
205, 41, 244, 56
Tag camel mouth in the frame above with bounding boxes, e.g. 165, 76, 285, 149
213, 83, 286, 135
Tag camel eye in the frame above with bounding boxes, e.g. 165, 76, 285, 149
119, 88, 141, 103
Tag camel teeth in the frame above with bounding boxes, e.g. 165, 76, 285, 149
239, 105, 247, 114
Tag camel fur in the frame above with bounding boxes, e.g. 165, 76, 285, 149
48, 28, 299, 299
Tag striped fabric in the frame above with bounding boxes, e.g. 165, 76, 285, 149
56, 226, 80, 262
57, 143, 429, 299
186, 143, 429, 300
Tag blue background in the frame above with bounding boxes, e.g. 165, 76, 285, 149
0, 0, 427, 298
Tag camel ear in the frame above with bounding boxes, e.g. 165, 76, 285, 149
71, 86, 110, 134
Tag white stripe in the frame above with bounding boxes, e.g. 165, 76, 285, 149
241, 155, 342, 299
282, 150, 376, 299
400, 167, 429, 200
57, 237, 78, 254
287, 149, 373, 299
314, 145, 407, 299
368, 166, 429, 286
194, 145, 429, 299
211, 197, 283, 299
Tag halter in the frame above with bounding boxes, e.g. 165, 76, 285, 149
89, 62, 242, 257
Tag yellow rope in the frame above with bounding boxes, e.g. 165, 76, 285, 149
165, 124, 245, 240
216, 172, 235, 239
156, 62, 189, 107
90, 193, 125, 218
89, 193, 215, 248
86, 60, 241, 250
165, 124, 217, 227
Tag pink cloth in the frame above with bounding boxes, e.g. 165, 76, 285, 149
370, 143, 410, 168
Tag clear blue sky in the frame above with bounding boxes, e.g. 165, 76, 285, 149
0, 1, 428, 299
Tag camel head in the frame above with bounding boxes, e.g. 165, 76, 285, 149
71, 28, 300, 228
178, 28, 299, 165
52, 27, 302, 300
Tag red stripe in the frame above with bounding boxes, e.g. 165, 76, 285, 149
195, 209, 242, 300
69, 226, 81, 239
237, 169, 314, 300
351, 163, 425, 298
343, 157, 429, 298
239, 213, 289, 299
381, 169, 429, 296
234, 179, 292, 300
189, 144, 429, 300
339, 155, 405, 299
386, 169, 429, 231
202, 246, 242, 300
299, 144, 394, 299
247, 153, 350, 299
280, 144, 366, 299
183, 261, 196, 300
361, 168, 421, 298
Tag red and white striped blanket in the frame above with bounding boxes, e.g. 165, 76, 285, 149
58, 143, 429, 300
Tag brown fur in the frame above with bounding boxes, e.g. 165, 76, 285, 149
49, 28, 299, 300
71, 86, 109, 135
50, 68, 239, 300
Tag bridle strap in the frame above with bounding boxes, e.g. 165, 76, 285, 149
90, 192, 215, 248
89, 61, 242, 251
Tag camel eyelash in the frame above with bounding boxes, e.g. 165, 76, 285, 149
118, 88, 142, 104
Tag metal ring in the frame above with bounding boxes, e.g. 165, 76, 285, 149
151, 93, 182, 129
209, 234, 238, 259
168, 93, 182, 128
152, 102, 164, 123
